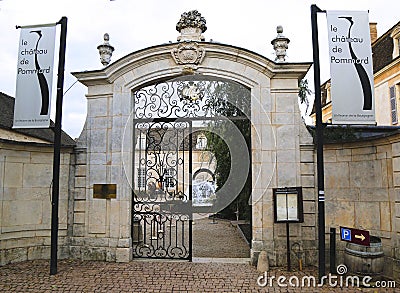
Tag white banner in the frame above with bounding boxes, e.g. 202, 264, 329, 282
327, 10, 375, 125
13, 24, 56, 128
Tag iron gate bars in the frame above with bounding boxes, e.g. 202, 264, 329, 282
132, 120, 192, 259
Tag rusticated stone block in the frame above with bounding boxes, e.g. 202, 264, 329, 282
116, 247, 131, 263
27, 246, 50, 260
81, 247, 106, 261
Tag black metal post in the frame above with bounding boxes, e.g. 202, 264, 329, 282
286, 222, 291, 271
311, 4, 326, 281
330, 227, 336, 274
188, 121, 193, 262
50, 16, 67, 276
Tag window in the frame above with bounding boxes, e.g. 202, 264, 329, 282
136, 135, 146, 150
196, 135, 207, 149
393, 37, 400, 59
325, 82, 332, 104
390, 85, 397, 125
398, 37, 400, 54
137, 168, 146, 189
164, 168, 176, 188
390, 26, 400, 59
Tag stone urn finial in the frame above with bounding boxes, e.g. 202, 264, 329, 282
271, 25, 290, 62
97, 33, 115, 66
176, 10, 207, 42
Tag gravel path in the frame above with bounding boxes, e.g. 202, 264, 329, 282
193, 217, 250, 258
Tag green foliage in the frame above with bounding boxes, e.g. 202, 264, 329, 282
308, 125, 357, 143
204, 80, 252, 222
298, 79, 312, 112
324, 126, 357, 142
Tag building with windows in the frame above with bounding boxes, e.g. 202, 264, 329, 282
374, 21, 400, 125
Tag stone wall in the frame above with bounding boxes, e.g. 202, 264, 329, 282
323, 134, 400, 280
0, 142, 73, 265
69, 88, 133, 262
251, 78, 317, 268
265, 130, 400, 279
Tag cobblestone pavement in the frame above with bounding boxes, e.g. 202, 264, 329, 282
0, 259, 397, 292
0, 220, 396, 292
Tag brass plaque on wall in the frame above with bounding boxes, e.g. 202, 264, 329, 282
93, 184, 117, 199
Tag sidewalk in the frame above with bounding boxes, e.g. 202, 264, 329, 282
0, 259, 396, 292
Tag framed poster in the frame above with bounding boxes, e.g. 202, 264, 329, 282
273, 187, 304, 223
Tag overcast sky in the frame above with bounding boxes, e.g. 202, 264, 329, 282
0, 0, 398, 138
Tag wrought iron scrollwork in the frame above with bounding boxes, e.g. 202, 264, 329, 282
133, 77, 250, 119
132, 210, 190, 259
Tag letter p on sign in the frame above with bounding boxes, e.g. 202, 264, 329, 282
341, 227, 351, 241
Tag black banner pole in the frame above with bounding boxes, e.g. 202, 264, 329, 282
50, 16, 67, 276
311, 4, 326, 281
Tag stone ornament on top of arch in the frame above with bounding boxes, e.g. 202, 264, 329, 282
74, 8, 311, 90
172, 10, 207, 69
176, 9, 207, 42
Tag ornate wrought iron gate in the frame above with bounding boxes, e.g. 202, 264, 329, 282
132, 119, 193, 259
131, 76, 251, 260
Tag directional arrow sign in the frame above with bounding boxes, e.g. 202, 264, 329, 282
355, 234, 365, 241
340, 226, 370, 246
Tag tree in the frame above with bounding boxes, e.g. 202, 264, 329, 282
204, 80, 252, 221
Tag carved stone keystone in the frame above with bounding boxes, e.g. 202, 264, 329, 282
171, 42, 205, 66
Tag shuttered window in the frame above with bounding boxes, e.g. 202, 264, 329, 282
390, 86, 397, 125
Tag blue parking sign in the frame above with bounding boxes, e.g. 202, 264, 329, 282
341, 227, 351, 241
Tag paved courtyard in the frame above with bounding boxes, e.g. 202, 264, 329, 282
0, 220, 397, 292
0, 259, 397, 292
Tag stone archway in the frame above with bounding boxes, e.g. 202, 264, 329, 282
72, 10, 313, 265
